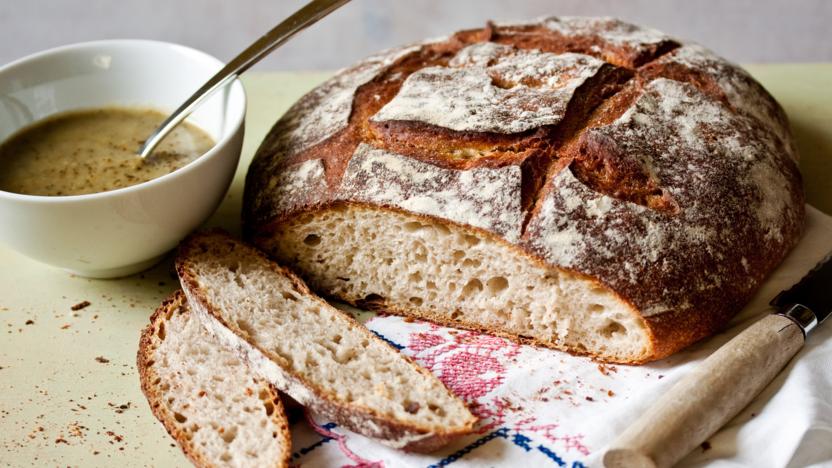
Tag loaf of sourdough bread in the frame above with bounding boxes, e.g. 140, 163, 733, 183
243, 17, 805, 364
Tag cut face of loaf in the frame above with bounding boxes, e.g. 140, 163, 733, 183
137, 291, 291, 468
263, 205, 650, 363
175, 230, 476, 452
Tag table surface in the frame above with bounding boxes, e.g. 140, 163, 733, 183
1, 65, 831, 467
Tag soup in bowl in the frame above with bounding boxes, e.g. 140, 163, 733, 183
0, 40, 246, 278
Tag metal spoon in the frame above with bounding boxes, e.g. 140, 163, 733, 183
138, 0, 351, 159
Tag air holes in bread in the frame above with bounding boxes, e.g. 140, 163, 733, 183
428, 404, 445, 417
404, 401, 420, 414
410, 296, 424, 306
282, 291, 298, 302
434, 223, 452, 236
600, 320, 627, 337
236, 319, 257, 339
403, 221, 424, 232
258, 388, 270, 400
414, 245, 428, 262
461, 278, 483, 298
589, 286, 607, 295
174, 412, 188, 423
303, 234, 321, 246
487, 277, 508, 295
263, 401, 275, 416
361, 293, 384, 305
333, 349, 357, 365
220, 426, 237, 443
462, 234, 481, 246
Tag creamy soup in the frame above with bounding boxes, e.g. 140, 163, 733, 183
0, 107, 214, 196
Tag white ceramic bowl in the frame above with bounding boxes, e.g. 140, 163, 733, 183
0, 40, 245, 278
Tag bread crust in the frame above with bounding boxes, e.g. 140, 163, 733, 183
243, 17, 805, 364
137, 291, 292, 468
175, 230, 476, 452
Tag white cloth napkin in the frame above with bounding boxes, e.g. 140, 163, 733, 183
289, 205, 832, 468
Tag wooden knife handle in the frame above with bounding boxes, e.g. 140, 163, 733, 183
604, 314, 805, 468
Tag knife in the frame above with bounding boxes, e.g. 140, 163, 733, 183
603, 253, 832, 468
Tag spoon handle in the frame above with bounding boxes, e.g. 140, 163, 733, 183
138, 0, 351, 158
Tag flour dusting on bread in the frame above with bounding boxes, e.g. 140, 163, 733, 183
373, 43, 607, 133
338, 143, 524, 241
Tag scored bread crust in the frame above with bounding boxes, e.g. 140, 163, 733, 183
243, 17, 805, 363
137, 291, 292, 468
175, 230, 476, 452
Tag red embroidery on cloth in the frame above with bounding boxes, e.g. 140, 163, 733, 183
408, 330, 520, 400
305, 412, 384, 468
405, 327, 590, 456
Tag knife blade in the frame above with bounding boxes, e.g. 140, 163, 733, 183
771, 252, 832, 332
603, 252, 832, 468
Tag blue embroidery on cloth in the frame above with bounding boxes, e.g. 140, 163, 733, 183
427, 428, 511, 467
371, 330, 405, 350
512, 432, 534, 451
290, 422, 337, 459
426, 427, 584, 467
536, 444, 566, 466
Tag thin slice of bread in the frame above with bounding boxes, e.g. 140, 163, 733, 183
138, 291, 291, 468
175, 230, 476, 452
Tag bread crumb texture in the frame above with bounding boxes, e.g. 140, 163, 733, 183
138, 292, 291, 468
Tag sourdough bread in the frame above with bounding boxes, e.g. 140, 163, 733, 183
243, 16, 804, 364
175, 230, 476, 452
137, 291, 291, 468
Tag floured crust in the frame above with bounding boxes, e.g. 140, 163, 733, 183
243, 17, 805, 363
137, 292, 292, 468
640, 44, 799, 161
176, 231, 476, 452
371, 43, 609, 134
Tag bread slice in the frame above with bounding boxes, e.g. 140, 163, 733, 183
138, 291, 291, 468
175, 230, 476, 452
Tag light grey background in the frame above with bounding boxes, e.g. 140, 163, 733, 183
1, 0, 830, 70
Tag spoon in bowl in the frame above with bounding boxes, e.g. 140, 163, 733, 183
138, 0, 351, 159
